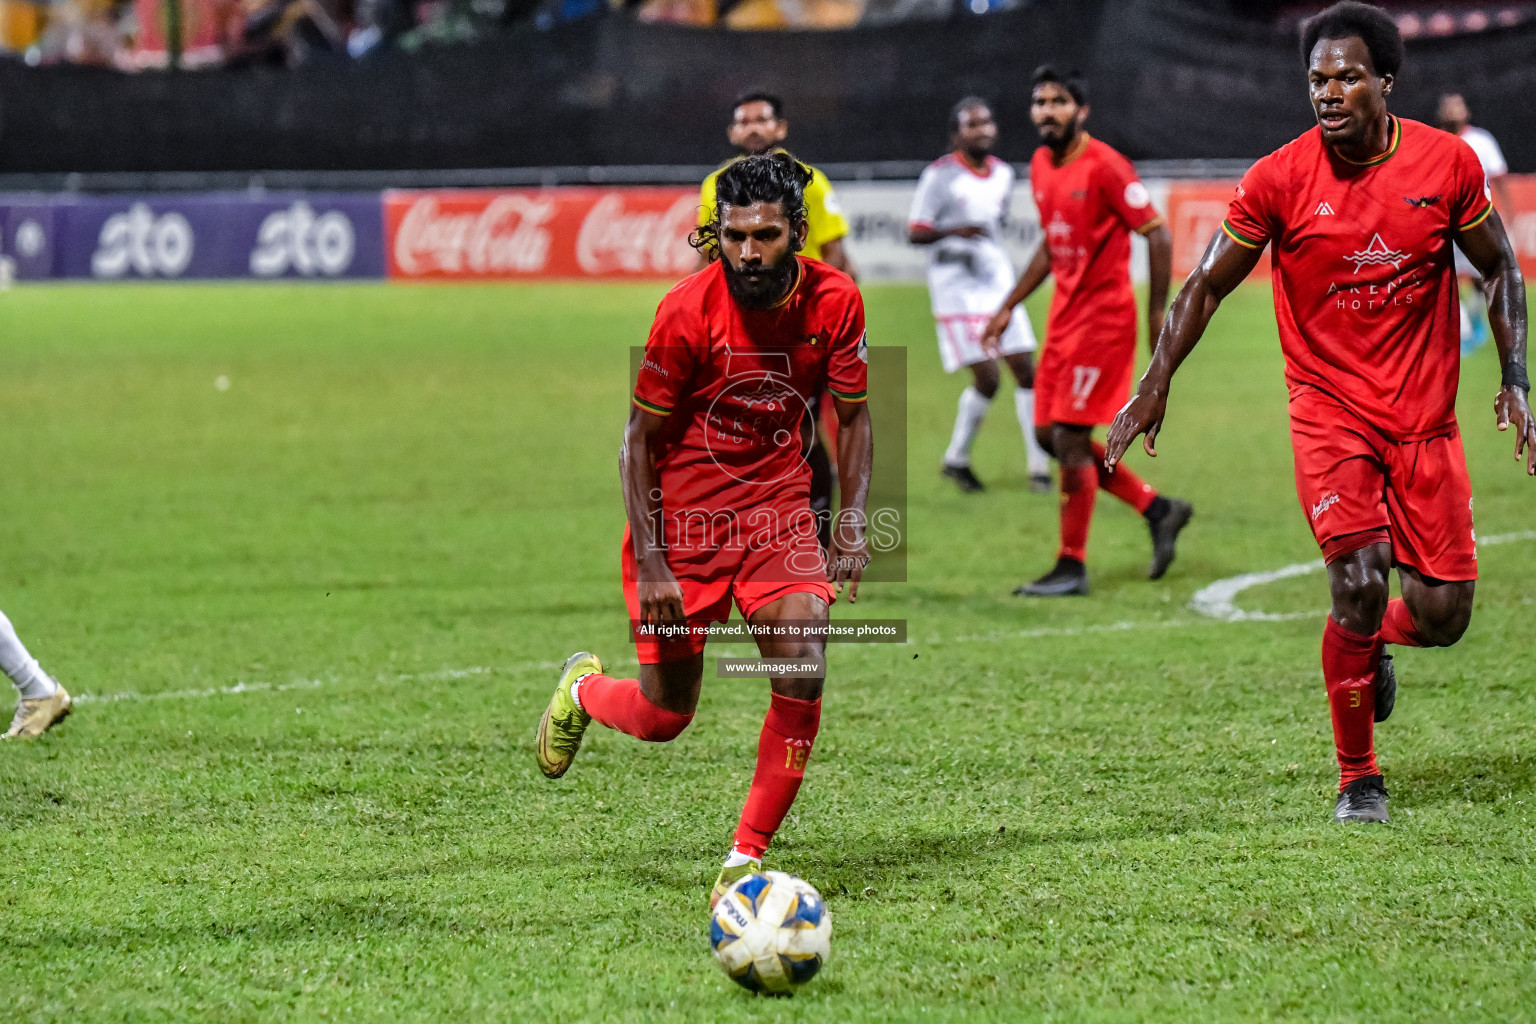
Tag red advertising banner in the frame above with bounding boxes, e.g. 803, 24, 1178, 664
1497, 177, 1536, 280
383, 187, 700, 280
1165, 180, 1270, 282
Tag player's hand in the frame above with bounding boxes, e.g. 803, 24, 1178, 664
826, 514, 870, 604
637, 569, 686, 640
1104, 388, 1169, 469
1494, 385, 1536, 476
980, 309, 1011, 357
949, 225, 988, 240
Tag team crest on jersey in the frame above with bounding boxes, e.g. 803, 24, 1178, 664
1344, 233, 1410, 273
1315, 201, 1335, 216
807, 334, 819, 347
1403, 195, 1443, 208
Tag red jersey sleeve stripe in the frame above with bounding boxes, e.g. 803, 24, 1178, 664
633, 396, 671, 416
1221, 220, 1264, 249
1458, 201, 1494, 231
827, 387, 868, 403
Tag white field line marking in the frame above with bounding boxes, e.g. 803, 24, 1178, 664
68, 658, 637, 705
67, 531, 1536, 700
1188, 529, 1536, 622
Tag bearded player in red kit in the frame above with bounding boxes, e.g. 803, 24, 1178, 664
1107, 2, 1532, 824
985, 66, 1192, 596
534, 154, 874, 903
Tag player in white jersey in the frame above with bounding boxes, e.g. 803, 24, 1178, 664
1439, 92, 1510, 354
909, 98, 1052, 494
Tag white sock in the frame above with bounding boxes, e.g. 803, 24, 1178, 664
1459, 300, 1473, 344
1015, 388, 1050, 476
943, 386, 992, 468
569, 672, 593, 713
724, 849, 758, 868
0, 610, 57, 700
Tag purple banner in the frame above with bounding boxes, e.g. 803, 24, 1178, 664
0, 193, 385, 280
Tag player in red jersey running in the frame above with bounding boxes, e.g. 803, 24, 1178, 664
1106, 2, 1532, 824
983, 66, 1191, 597
534, 154, 874, 903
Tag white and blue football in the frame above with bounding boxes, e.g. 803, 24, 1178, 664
709, 871, 831, 995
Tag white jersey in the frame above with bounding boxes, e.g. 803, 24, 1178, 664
1460, 125, 1508, 179
908, 154, 1018, 316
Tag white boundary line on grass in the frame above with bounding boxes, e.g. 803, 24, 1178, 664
67, 531, 1536, 703
1187, 529, 1536, 622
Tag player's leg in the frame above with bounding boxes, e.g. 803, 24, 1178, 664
1002, 351, 1052, 492
1, 608, 70, 740
942, 350, 998, 492
714, 590, 828, 905
1386, 570, 1474, 649
1017, 423, 1095, 597
1322, 539, 1392, 821
1090, 440, 1194, 580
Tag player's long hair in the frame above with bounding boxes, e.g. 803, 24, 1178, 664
691, 152, 813, 259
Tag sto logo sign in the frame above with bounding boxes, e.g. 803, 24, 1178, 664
250, 202, 356, 277
92, 204, 194, 278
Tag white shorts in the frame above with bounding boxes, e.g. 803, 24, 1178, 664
934, 310, 1036, 374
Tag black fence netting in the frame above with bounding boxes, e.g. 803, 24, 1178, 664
1, 0, 1532, 175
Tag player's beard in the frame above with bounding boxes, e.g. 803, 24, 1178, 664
722, 248, 799, 310
1039, 118, 1078, 156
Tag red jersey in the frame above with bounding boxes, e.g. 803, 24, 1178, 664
1030, 135, 1163, 348
633, 257, 867, 517
1223, 117, 1493, 441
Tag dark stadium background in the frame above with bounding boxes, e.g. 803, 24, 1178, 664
1, 0, 1532, 181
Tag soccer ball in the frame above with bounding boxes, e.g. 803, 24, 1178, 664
709, 871, 831, 995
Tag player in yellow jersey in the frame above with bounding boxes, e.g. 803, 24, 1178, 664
698, 92, 857, 279
698, 91, 857, 552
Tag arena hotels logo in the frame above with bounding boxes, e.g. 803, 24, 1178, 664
1344, 233, 1410, 273
1327, 232, 1420, 310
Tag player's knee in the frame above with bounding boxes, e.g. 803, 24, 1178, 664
1034, 427, 1056, 458
1332, 575, 1389, 631
972, 374, 999, 400
634, 707, 694, 742
1415, 601, 1472, 647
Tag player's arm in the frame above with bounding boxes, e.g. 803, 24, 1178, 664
1104, 229, 1265, 468
1142, 222, 1173, 347
1456, 209, 1534, 474
908, 223, 987, 245
981, 240, 1052, 354
828, 396, 873, 603
621, 406, 686, 628
818, 236, 858, 281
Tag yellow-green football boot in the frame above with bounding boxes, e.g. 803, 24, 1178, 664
535, 652, 601, 779
709, 857, 762, 910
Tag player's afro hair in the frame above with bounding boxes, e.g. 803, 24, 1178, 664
1031, 65, 1087, 106
1300, 1, 1403, 79
690, 151, 812, 257
948, 96, 991, 136
733, 90, 785, 120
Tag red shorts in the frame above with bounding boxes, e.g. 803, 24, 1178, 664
1034, 333, 1136, 427
621, 516, 837, 665
1289, 385, 1477, 581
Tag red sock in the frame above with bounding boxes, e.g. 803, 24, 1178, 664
733, 693, 822, 859
1321, 617, 1382, 790
1091, 441, 1157, 513
1380, 598, 1429, 647
575, 674, 692, 742
1058, 464, 1099, 562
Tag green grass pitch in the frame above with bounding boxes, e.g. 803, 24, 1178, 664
0, 280, 1532, 1022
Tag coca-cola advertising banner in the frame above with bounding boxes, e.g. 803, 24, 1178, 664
383, 187, 699, 280
0, 193, 385, 280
